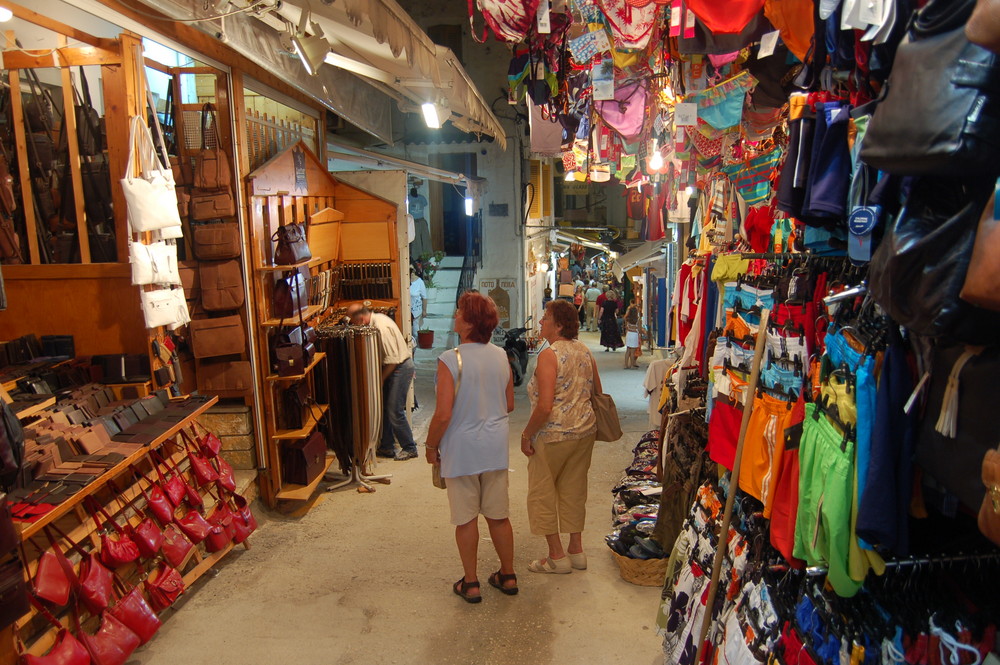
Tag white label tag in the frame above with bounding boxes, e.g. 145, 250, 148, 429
670, 4, 681, 30
674, 102, 697, 126
592, 29, 611, 53
759, 30, 780, 57
536, 0, 551, 34
685, 9, 696, 30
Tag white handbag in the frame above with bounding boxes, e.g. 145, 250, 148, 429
140, 288, 189, 329
121, 115, 183, 233
130, 240, 181, 286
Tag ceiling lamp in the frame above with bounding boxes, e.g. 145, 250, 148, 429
421, 102, 442, 129
291, 8, 329, 76
0, 6, 13, 21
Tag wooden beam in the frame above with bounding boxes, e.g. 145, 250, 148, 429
60, 56, 91, 263
0, 0, 115, 48
2, 262, 130, 280
1, 45, 121, 69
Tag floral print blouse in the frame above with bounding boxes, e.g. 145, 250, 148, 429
527, 340, 597, 443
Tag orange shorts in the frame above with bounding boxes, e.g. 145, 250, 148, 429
738, 393, 795, 511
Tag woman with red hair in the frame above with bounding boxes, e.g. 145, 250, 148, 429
425, 291, 517, 603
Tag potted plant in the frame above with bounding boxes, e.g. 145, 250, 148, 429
417, 329, 435, 349
415, 250, 446, 287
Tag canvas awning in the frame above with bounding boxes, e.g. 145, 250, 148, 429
122, 0, 505, 147
615, 240, 667, 273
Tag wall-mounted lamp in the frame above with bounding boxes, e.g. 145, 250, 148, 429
291, 8, 329, 76
421, 102, 442, 129
464, 196, 474, 216
0, 5, 14, 20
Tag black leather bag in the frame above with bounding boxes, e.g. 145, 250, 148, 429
860, 0, 1000, 175
278, 382, 309, 431
272, 223, 311, 266
0, 556, 28, 631
869, 176, 1000, 344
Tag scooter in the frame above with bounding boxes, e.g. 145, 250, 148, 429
503, 318, 532, 387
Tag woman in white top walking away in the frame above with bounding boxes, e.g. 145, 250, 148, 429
425, 291, 517, 603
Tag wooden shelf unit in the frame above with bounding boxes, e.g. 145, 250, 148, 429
271, 403, 329, 440
275, 454, 336, 500
265, 351, 326, 383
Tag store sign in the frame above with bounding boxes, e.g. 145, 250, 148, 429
480, 277, 518, 330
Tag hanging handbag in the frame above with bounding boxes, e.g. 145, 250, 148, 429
129, 240, 181, 286
84, 499, 140, 570
160, 523, 193, 569
869, 176, 1000, 344
129, 517, 163, 560
108, 581, 160, 645
591, 382, 623, 442
131, 464, 175, 526
182, 431, 219, 486
76, 608, 141, 665
74, 67, 103, 157
860, 0, 1000, 175
197, 360, 254, 395
29, 537, 74, 606
48, 524, 113, 616
192, 221, 240, 260
193, 103, 231, 190
960, 187, 1000, 310
204, 502, 233, 553
215, 455, 237, 493
150, 449, 187, 508
120, 114, 182, 233
175, 509, 211, 544
21, 596, 90, 665
143, 562, 184, 612
0, 557, 28, 630
178, 261, 199, 301
139, 288, 190, 330
272, 222, 311, 265
229, 493, 257, 544
199, 259, 244, 311
594, 80, 649, 142
189, 315, 245, 358
273, 271, 308, 319
197, 428, 222, 458
189, 188, 236, 221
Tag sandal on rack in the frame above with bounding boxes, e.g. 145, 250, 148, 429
488, 570, 519, 595
527, 556, 572, 574
453, 577, 482, 603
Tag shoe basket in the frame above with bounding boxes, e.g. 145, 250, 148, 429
612, 551, 670, 587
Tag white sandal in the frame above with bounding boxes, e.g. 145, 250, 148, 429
527, 556, 572, 574
567, 552, 587, 570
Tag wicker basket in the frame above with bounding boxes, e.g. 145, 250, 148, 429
612, 551, 670, 587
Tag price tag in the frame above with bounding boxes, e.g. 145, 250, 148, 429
669, 0, 681, 36
591, 29, 611, 53
674, 102, 697, 126
592, 58, 615, 101
536, 0, 551, 34
759, 30, 780, 57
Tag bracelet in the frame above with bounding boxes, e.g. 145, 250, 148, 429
990, 484, 1000, 514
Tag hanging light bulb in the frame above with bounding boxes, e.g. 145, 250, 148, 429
648, 139, 664, 171
0, 6, 13, 21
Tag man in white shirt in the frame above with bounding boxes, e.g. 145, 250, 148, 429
409, 268, 428, 331
585, 282, 602, 332
348, 304, 419, 460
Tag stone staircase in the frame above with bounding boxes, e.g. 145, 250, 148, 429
418, 256, 464, 349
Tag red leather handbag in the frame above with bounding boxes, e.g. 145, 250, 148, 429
109, 580, 160, 645
85, 498, 140, 569
49, 524, 113, 616
204, 502, 233, 553
144, 563, 184, 612
182, 430, 220, 487
175, 510, 211, 544
215, 455, 237, 493
151, 448, 189, 507
196, 427, 222, 458
77, 608, 141, 665
160, 524, 193, 569
132, 464, 175, 526
21, 597, 90, 665
31, 550, 72, 606
230, 493, 257, 544
130, 518, 163, 560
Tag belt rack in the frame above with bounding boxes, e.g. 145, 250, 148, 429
339, 262, 393, 300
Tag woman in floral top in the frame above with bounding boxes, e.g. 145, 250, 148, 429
521, 299, 604, 574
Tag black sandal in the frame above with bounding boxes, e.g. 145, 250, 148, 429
488, 570, 519, 596
453, 577, 482, 604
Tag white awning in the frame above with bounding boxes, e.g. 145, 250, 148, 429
616, 240, 667, 272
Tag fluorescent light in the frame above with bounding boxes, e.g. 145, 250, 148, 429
422, 102, 441, 129
292, 33, 329, 76
324, 52, 395, 85
0, 6, 13, 21
464, 197, 473, 216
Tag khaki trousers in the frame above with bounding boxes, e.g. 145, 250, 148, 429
527, 433, 597, 535
586, 302, 598, 331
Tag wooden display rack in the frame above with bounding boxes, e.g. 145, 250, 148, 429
245, 141, 400, 506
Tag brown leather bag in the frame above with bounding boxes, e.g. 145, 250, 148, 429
273, 271, 308, 319
193, 103, 231, 190
197, 360, 253, 395
199, 259, 244, 312
960, 191, 1000, 311
178, 261, 199, 301
175, 186, 191, 219
190, 187, 235, 221
193, 222, 240, 260
170, 156, 193, 187
189, 315, 245, 358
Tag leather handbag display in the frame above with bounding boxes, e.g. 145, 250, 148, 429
860, 0, 1000, 175
229, 493, 257, 544
150, 449, 188, 508
205, 502, 233, 553
960, 189, 1000, 310
199, 259, 244, 312
160, 523, 193, 569
197, 360, 253, 395
190, 188, 236, 221
120, 114, 182, 233
144, 562, 184, 612
85, 499, 140, 569
30, 543, 73, 606
215, 455, 237, 493
198, 429, 222, 458
178, 261, 199, 301
189, 315, 245, 358
869, 177, 1000, 344
21, 596, 90, 665
278, 382, 310, 431
175, 509, 212, 544
272, 222, 312, 265
280, 429, 326, 485
129, 240, 181, 286
140, 288, 190, 330
131, 464, 175, 526
130, 517, 163, 560
192, 221, 240, 260
273, 271, 308, 320
77, 607, 141, 665
48, 524, 113, 616
193, 103, 231, 190
108, 583, 161, 645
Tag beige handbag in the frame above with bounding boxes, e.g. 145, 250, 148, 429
432, 350, 463, 489
591, 376, 623, 442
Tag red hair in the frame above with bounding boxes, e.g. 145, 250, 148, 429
457, 291, 499, 343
